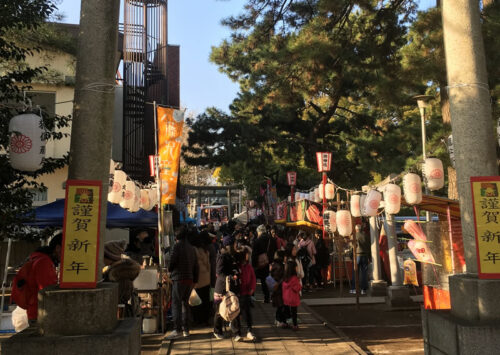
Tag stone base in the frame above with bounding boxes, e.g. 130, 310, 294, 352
450, 274, 500, 322
369, 280, 388, 297
385, 285, 413, 307
1, 317, 141, 355
421, 308, 500, 355
38, 282, 118, 336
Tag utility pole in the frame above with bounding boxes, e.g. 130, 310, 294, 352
69, 0, 121, 272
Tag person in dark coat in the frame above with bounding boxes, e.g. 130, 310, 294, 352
350, 223, 371, 294
270, 250, 288, 327
166, 227, 199, 339
213, 234, 242, 341
190, 230, 214, 326
251, 224, 277, 303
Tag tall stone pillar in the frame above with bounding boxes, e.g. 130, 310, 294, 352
384, 213, 411, 306
369, 216, 387, 296
422, 1, 500, 353
442, 0, 497, 272
69, 0, 121, 271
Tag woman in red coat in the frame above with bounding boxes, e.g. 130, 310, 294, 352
282, 261, 302, 330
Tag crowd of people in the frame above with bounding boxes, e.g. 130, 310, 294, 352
11, 219, 371, 340
164, 220, 366, 342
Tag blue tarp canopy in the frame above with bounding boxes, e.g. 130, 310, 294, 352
27, 199, 158, 228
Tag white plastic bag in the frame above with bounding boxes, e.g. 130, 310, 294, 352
188, 288, 202, 306
11, 306, 29, 332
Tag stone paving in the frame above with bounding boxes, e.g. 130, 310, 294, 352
159, 298, 366, 355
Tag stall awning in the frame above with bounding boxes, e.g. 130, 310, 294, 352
402, 195, 461, 219
26, 199, 158, 228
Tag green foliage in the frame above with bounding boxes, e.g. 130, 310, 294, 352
0, 0, 70, 240
184, 1, 499, 199
185, 0, 420, 197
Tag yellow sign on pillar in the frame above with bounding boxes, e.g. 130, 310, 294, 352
471, 176, 500, 279
60, 180, 102, 288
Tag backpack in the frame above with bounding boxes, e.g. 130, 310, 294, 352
297, 247, 311, 267
219, 276, 240, 322
11, 258, 36, 310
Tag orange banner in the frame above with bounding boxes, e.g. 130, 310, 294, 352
157, 107, 184, 205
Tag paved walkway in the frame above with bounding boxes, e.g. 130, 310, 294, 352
159, 299, 366, 355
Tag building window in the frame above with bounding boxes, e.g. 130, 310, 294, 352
29, 188, 48, 206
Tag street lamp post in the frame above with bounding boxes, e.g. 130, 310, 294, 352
413, 94, 433, 222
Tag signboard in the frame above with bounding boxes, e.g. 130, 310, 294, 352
157, 107, 184, 205
471, 176, 500, 279
287, 171, 297, 186
316, 152, 332, 172
60, 180, 102, 288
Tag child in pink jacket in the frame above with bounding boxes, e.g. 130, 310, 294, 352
282, 260, 302, 330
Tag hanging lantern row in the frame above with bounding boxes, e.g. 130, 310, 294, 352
108, 168, 158, 212
9, 113, 46, 172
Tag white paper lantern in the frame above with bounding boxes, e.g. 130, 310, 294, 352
384, 184, 401, 214
287, 195, 292, 202
359, 194, 367, 217
120, 180, 137, 210
424, 158, 445, 191
108, 170, 126, 204
323, 210, 337, 233
337, 210, 352, 237
9, 113, 46, 172
364, 190, 382, 217
318, 183, 335, 200
350, 194, 361, 217
129, 185, 140, 212
140, 189, 151, 210
403, 173, 423, 205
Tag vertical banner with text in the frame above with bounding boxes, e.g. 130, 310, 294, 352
60, 180, 102, 288
471, 176, 500, 279
157, 107, 184, 206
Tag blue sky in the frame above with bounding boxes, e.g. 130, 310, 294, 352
56, 0, 435, 116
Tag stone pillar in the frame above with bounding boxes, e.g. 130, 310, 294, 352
442, 0, 497, 273
422, 2, 500, 353
369, 216, 387, 296
384, 213, 411, 306
384, 213, 402, 286
369, 216, 381, 281
69, 0, 121, 272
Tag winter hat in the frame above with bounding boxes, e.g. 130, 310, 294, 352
222, 234, 235, 247
104, 240, 127, 261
